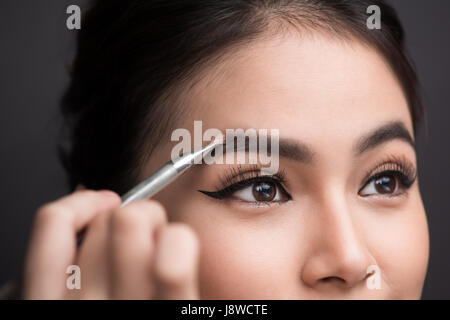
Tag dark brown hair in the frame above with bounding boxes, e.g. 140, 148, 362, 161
59, 0, 424, 195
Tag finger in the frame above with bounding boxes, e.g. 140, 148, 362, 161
74, 209, 113, 299
23, 189, 121, 299
152, 223, 200, 300
109, 200, 167, 299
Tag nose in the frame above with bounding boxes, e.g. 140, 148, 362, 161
301, 194, 375, 290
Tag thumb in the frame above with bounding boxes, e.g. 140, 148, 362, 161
152, 223, 200, 300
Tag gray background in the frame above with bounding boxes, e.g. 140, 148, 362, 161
0, 0, 449, 299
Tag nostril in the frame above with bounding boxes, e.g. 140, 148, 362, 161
321, 276, 345, 284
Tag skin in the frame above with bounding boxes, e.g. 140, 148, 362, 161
22, 31, 429, 299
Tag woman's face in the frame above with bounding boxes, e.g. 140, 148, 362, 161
141, 33, 429, 299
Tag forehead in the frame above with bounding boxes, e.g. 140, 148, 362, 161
182, 33, 413, 147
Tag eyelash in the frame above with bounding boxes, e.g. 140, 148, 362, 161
198, 165, 292, 202
358, 155, 417, 196
199, 156, 417, 202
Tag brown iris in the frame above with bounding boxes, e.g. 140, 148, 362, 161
252, 181, 276, 201
374, 175, 397, 194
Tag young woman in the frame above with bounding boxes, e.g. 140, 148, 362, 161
21, 0, 428, 299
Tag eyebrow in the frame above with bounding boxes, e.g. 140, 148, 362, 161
217, 120, 414, 164
220, 135, 314, 163
354, 121, 415, 155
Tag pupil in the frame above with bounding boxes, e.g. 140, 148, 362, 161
252, 182, 276, 201
375, 176, 396, 194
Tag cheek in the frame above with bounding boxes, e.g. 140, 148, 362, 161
192, 220, 297, 299
370, 201, 429, 298
159, 188, 301, 299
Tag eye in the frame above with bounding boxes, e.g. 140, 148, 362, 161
359, 171, 412, 197
232, 180, 288, 202
198, 176, 292, 204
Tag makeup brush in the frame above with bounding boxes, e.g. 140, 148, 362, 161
120, 140, 222, 206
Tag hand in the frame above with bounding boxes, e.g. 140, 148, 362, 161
22, 189, 200, 299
